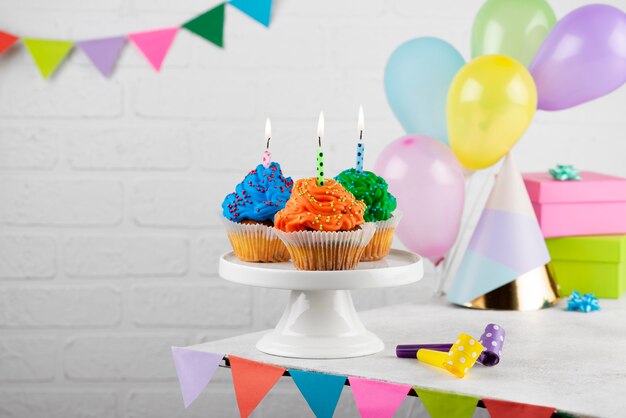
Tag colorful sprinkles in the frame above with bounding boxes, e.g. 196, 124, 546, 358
221, 162, 293, 222
274, 178, 367, 232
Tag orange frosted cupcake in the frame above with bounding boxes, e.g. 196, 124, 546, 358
273, 178, 375, 270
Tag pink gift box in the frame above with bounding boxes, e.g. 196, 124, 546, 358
523, 172, 626, 238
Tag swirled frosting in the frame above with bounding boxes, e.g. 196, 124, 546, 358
335, 168, 397, 222
274, 178, 367, 232
222, 162, 293, 223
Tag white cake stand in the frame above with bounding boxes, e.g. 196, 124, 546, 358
219, 249, 423, 359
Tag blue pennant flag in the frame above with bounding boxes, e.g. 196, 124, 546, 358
229, 0, 272, 27
289, 369, 346, 418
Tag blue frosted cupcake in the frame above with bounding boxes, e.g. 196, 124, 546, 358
221, 162, 293, 262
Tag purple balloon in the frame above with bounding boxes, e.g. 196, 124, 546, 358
374, 135, 465, 263
529, 4, 626, 111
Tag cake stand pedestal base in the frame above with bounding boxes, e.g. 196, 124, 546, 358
256, 290, 384, 359
219, 249, 423, 359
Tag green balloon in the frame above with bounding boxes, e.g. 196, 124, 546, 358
472, 0, 557, 66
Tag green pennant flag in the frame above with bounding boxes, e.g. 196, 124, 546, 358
23, 39, 74, 79
554, 412, 576, 418
182, 2, 225, 48
414, 387, 479, 418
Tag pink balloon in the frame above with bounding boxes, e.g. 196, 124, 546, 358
375, 135, 465, 263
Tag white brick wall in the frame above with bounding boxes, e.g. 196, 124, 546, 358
64, 334, 184, 381
1, 0, 625, 417
66, 127, 192, 170
0, 390, 118, 418
0, 336, 58, 382
0, 235, 56, 279
64, 236, 188, 278
0, 286, 122, 327
0, 179, 123, 226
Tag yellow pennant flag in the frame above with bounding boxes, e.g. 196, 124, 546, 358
23, 38, 74, 79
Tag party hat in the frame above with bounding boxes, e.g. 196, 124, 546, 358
447, 154, 557, 310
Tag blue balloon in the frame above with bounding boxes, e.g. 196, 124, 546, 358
384, 37, 465, 144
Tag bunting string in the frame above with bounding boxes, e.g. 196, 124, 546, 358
171, 349, 559, 418
0, 0, 272, 79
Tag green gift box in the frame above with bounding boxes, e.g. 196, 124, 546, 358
546, 235, 626, 299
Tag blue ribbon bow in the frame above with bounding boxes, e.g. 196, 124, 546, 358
567, 291, 600, 313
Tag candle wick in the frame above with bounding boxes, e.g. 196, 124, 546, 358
318, 137, 321, 147
266, 137, 271, 149
359, 130, 363, 141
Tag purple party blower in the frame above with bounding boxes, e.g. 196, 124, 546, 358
396, 324, 505, 367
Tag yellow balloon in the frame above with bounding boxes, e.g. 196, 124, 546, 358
447, 55, 537, 170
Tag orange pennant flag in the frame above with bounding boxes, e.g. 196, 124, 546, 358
229, 355, 286, 418
0, 31, 19, 55
483, 398, 555, 418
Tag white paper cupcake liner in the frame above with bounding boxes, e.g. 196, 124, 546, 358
361, 211, 403, 261
273, 223, 375, 270
221, 216, 290, 262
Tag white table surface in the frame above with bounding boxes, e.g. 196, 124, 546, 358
187, 298, 626, 418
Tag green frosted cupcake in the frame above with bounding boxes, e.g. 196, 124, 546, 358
335, 168, 401, 261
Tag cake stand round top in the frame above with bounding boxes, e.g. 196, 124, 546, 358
219, 249, 423, 290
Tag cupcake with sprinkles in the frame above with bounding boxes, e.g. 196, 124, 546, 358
335, 169, 399, 261
221, 119, 293, 262
273, 178, 374, 270
273, 112, 374, 270
335, 106, 401, 261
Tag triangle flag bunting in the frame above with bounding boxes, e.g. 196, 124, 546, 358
289, 369, 346, 418
0, 31, 19, 55
447, 153, 551, 305
23, 38, 73, 79
554, 412, 576, 418
229, 355, 286, 418
76, 36, 125, 77
171, 347, 223, 408
483, 398, 555, 418
182, 3, 226, 48
413, 387, 479, 418
348, 377, 411, 418
229, 0, 272, 27
128, 27, 178, 71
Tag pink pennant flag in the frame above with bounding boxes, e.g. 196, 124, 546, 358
171, 347, 224, 408
128, 27, 178, 71
348, 377, 411, 418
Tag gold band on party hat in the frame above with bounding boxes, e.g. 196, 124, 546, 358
443, 333, 484, 378
465, 265, 559, 311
